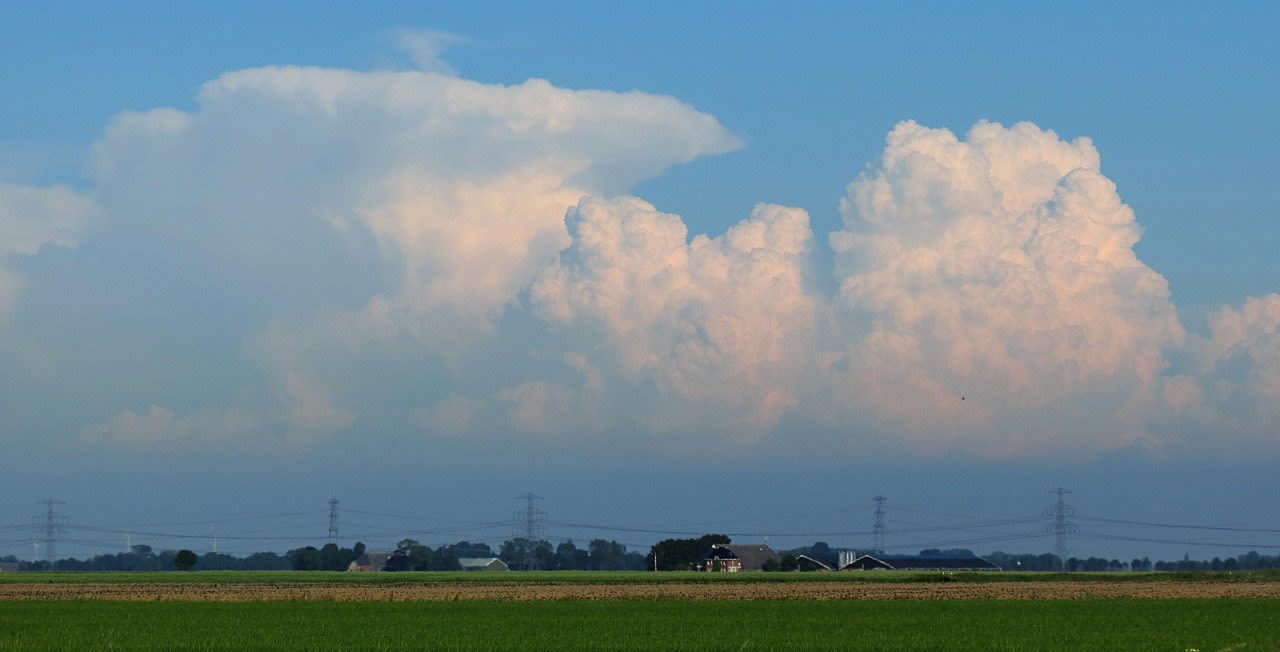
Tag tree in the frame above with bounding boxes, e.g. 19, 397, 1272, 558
781, 542, 838, 569
383, 539, 459, 571
438, 541, 492, 560
319, 543, 346, 571
289, 546, 323, 571
386, 539, 433, 571
174, 549, 198, 571
553, 540, 589, 570
588, 539, 626, 571
646, 534, 730, 571
622, 551, 647, 570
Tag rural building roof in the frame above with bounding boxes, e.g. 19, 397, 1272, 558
348, 551, 394, 571
457, 557, 509, 571
703, 544, 779, 571
796, 555, 832, 571
839, 555, 894, 571
878, 556, 1000, 570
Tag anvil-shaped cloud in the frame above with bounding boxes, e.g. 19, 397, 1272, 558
3, 62, 1276, 458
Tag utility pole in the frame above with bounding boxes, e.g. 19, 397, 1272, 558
513, 492, 545, 571
328, 498, 340, 544
872, 495, 887, 555
1041, 488, 1079, 571
32, 499, 67, 570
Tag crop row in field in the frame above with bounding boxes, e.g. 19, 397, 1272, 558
4, 579, 1280, 602
3, 569, 1278, 585
3, 598, 1278, 651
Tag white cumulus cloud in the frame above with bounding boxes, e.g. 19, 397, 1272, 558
827, 120, 1185, 455
82, 405, 259, 448
0, 182, 94, 322
93, 67, 740, 339
526, 196, 819, 436
392, 29, 467, 75
81, 64, 741, 440
1185, 294, 1280, 438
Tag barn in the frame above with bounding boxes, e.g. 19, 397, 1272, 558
840, 554, 1000, 571
457, 557, 510, 572
839, 554, 894, 571
878, 555, 1001, 571
346, 551, 393, 572
796, 555, 832, 571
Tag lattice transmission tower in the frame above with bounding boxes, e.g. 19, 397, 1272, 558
1041, 488, 1079, 571
32, 499, 67, 569
328, 498, 340, 543
513, 492, 546, 571
872, 495, 887, 555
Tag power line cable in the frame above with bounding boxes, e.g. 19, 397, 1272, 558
1079, 516, 1280, 534
888, 532, 1046, 552
543, 517, 1038, 540
1079, 532, 1280, 550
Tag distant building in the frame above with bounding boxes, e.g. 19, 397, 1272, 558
457, 557, 509, 572
0, 562, 20, 573
878, 555, 1000, 571
838, 550, 860, 569
796, 555, 832, 571
699, 544, 779, 572
347, 552, 394, 572
840, 554, 999, 571
839, 554, 894, 571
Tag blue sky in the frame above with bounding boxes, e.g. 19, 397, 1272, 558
1, 2, 1278, 561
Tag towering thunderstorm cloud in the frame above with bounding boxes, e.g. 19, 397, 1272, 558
1, 62, 1276, 458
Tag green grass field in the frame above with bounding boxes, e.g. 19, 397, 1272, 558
1, 598, 1277, 651
3, 569, 1278, 584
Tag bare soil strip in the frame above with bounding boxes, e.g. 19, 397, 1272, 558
3, 580, 1279, 602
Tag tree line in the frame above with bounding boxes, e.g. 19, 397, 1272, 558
0, 537, 645, 572
5, 541, 1280, 572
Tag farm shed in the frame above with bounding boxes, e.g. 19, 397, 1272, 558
457, 557, 509, 571
699, 544, 779, 572
796, 555, 832, 571
839, 555, 894, 571
878, 555, 1001, 571
347, 551, 394, 572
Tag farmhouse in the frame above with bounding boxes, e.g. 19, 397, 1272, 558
699, 544, 779, 572
457, 557, 509, 571
346, 551, 394, 572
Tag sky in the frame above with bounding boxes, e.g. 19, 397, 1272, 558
1, 2, 1278, 562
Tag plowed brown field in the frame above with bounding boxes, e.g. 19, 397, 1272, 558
3, 580, 1279, 602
